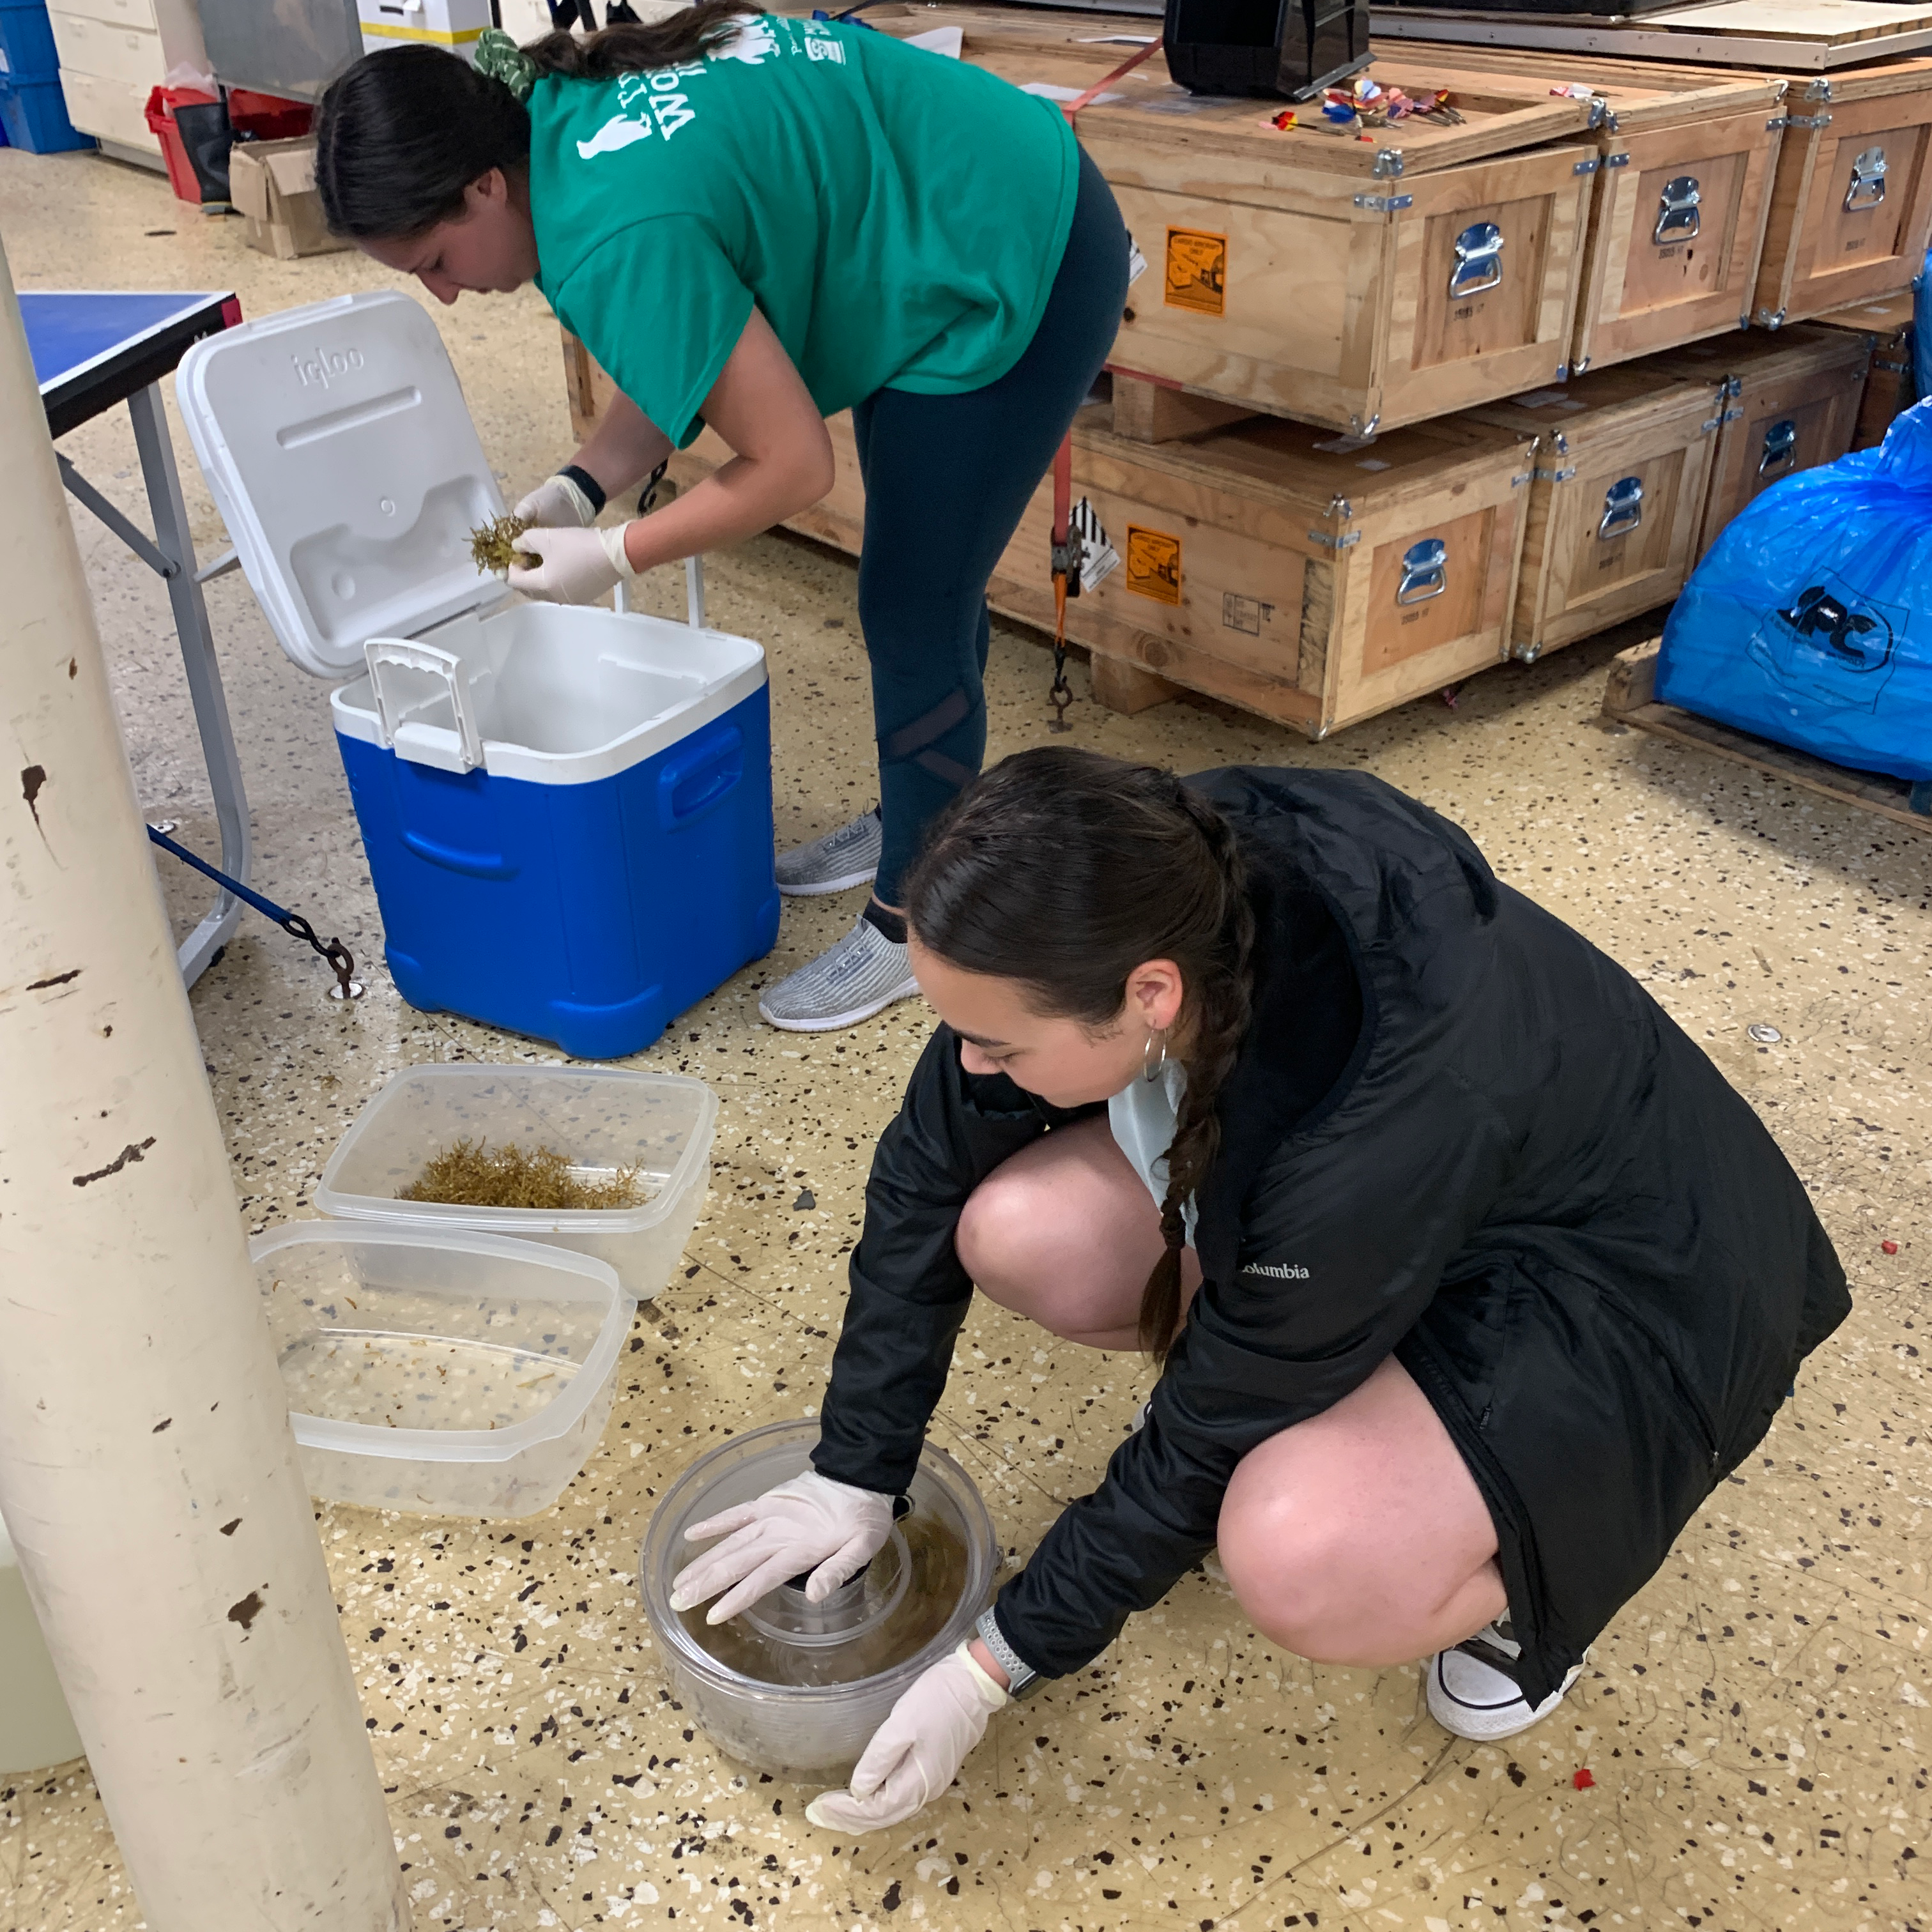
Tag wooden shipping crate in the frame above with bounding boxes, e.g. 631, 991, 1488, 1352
1373, 0, 1932, 73
841, 13, 1603, 437
1653, 322, 1868, 554
1461, 362, 1723, 659
1390, 44, 1786, 372
1754, 57, 1932, 323
1815, 287, 1919, 445
1038, 408, 1535, 736
668, 394, 1535, 740
1098, 128, 1596, 437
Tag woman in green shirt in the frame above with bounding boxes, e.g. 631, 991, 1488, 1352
315, 6, 1128, 1031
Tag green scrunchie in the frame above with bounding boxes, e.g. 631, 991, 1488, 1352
474, 27, 538, 102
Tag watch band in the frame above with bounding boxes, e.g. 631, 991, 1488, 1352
557, 463, 606, 518
974, 1607, 1039, 1696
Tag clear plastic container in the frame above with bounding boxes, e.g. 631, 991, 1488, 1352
251, 1223, 632, 1519
638, 1420, 998, 1781
314, 1065, 716, 1300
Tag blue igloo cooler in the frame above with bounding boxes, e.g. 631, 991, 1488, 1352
175, 289, 778, 1059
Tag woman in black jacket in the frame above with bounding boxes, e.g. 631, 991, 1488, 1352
671, 749, 1849, 1832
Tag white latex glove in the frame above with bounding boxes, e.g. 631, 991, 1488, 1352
513, 472, 598, 529
507, 523, 636, 605
805, 1643, 1007, 1833
668, 1469, 895, 1625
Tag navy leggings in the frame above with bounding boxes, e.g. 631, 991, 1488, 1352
851, 146, 1128, 905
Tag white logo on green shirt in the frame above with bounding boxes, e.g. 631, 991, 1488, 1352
574, 20, 848, 161
712, 17, 779, 64
576, 61, 708, 157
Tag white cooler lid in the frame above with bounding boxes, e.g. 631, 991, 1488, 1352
176, 289, 507, 680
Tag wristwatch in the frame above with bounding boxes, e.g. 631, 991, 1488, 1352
974, 1607, 1040, 1698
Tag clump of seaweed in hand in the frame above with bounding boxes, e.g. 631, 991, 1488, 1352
469, 514, 532, 576
401, 1137, 644, 1210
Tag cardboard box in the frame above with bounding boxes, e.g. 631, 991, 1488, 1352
230, 137, 346, 259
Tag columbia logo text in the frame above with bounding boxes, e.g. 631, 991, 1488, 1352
1243, 1262, 1310, 1280
293, 346, 366, 388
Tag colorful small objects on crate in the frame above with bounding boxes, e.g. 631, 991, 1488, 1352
1263, 75, 1465, 134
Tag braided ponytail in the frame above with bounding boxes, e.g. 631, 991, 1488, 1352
903, 749, 1257, 1364
1139, 791, 1254, 1360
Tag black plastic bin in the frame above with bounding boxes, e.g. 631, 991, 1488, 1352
1163, 0, 1369, 101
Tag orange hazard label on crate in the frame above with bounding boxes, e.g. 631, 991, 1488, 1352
1164, 228, 1227, 316
1124, 526, 1183, 604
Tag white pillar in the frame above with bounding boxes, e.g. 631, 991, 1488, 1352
0, 243, 410, 1929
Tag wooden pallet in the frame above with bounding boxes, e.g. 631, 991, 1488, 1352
1603, 638, 1932, 827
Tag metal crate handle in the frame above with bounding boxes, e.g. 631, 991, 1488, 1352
1655, 176, 1701, 243
1449, 223, 1504, 300
1844, 147, 1887, 213
1599, 476, 1644, 541
1396, 538, 1448, 605
1759, 419, 1799, 477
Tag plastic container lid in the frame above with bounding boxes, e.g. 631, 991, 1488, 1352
174, 288, 507, 679
251, 1222, 634, 1519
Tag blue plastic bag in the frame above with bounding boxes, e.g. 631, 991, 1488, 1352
1655, 398, 1932, 781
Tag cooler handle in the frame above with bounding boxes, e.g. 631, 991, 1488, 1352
400, 830, 516, 880
658, 723, 744, 830
366, 638, 484, 774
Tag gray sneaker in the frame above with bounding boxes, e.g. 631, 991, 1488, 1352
759, 915, 919, 1032
775, 808, 882, 897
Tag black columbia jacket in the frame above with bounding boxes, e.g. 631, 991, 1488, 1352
811, 769, 1849, 1705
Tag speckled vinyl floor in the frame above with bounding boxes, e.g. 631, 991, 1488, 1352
3, 146, 1929, 1932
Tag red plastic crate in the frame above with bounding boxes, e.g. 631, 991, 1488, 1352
227, 88, 310, 141
143, 84, 211, 203
143, 84, 312, 204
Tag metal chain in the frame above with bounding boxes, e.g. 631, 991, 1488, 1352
147, 823, 362, 1000
1048, 627, 1074, 734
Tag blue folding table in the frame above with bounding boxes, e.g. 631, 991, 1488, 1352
25, 289, 248, 986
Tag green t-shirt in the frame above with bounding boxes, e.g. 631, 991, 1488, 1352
528, 15, 1078, 447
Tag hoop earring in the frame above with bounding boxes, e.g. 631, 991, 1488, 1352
1142, 1029, 1169, 1084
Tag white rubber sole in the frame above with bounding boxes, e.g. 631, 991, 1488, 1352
774, 865, 878, 898
758, 977, 919, 1034
1427, 1653, 1582, 1742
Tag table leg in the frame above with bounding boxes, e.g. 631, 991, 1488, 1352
126, 381, 252, 988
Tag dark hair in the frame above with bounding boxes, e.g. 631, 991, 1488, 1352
903, 749, 1255, 1363
315, 3, 753, 240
